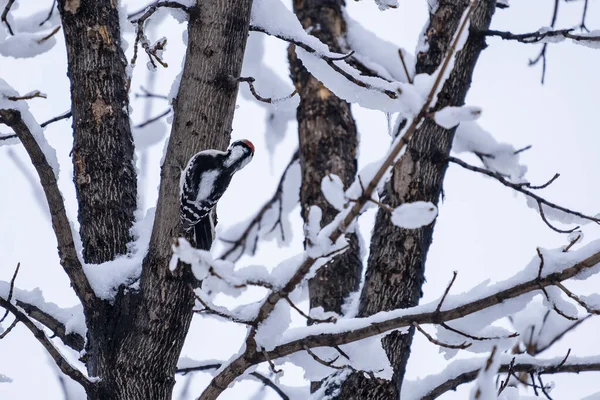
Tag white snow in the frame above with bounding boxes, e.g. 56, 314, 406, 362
321, 174, 348, 211
0, 31, 57, 58
391, 201, 438, 229
83, 207, 155, 300
469, 348, 500, 400
0, 282, 86, 338
453, 121, 527, 180
0, 374, 11, 383
434, 105, 482, 129
254, 300, 291, 351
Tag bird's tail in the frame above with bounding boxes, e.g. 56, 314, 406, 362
193, 214, 215, 251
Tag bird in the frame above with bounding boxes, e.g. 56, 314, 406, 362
179, 139, 255, 250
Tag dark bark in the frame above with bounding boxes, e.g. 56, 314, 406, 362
55, 1, 254, 399
290, 0, 362, 320
57, 0, 137, 264
334, 1, 498, 399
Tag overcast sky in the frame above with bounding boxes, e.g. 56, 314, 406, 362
1, 0, 599, 399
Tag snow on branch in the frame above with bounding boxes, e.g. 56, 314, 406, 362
0, 264, 85, 351
249, 0, 423, 109
411, 353, 600, 400
0, 81, 99, 310
448, 156, 600, 233
129, 1, 190, 77
0, 295, 92, 390
194, 5, 515, 399
485, 27, 600, 48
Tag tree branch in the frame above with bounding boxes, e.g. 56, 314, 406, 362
218, 151, 299, 261
421, 356, 600, 400
263, 249, 600, 366
0, 297, 92, 390
485, 28, 600, 44
197, 6, 507, 397
0, 109, 98, 309
448, 156, 600, 231
14, 300, 85, 352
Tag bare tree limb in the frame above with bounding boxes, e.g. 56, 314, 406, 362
0, 109, 98, 309
14, 300, 85, 351
0, 297, 92, 390
40, 110, 72, 128
134, 108, 171, 128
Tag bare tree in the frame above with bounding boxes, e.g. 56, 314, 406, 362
1, 0, 600, 399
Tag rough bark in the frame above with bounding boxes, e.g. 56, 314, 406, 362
334, 1, 497, 398
290, 0, 362, 319
58, 0, 137, 264
56, 1, 254, 399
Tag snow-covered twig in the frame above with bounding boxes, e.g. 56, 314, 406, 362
418, 352, 600, 400
130, 1, 190, 74
414, 322, 471, 350
0, 297, 92, 390
0, 109, 98, 309
249, 25, 398, 99
448, 156, 600, 233
485, 28, 600, 44
4, 90, 47, 101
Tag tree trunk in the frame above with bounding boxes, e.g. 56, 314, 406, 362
59, 1, 254, 398
58, 0, 137, 265
290, 0, 362, 320
334, 1, 497, 398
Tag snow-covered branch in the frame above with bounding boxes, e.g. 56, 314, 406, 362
0, 101, 98, 309
485, 27, 600, 47
0, 296, 91, 390
415, 354, 600, 400
449, 156, 600, 233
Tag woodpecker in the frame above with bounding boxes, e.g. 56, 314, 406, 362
180, 139, 255, 250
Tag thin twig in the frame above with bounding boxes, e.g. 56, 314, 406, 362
40, 111, 72, 128
436, 271, 457, 312
449, 156, 600, 232
303, 345, 343, 370
5, 91, 47, 101
0, 318, 18, 339
239, 77, 298, 104
37, 25, 61, 44
1, 0, 15, 35
39, 0, 57, 26
284, 296, 336, 324
413, 322, 471, 349
536, 315, 590, 354
397, 49, 413, 84
218, 151, 299, 261
0, 262, 20, 324
134, 108, 171, 128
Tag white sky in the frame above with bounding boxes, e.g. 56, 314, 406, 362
1, 0, 600, 399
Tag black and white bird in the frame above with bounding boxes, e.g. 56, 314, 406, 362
180, 139, 255, 250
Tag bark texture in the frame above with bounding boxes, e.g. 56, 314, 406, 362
290, 0, 362, 318
58, 1, 254, 399
58, 0, 137, 264
334, 1, 497, 398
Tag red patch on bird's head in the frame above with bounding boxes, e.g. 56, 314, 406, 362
241, 139, 255, 153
